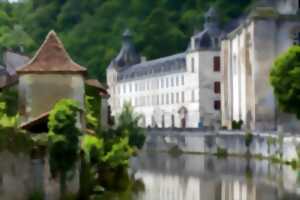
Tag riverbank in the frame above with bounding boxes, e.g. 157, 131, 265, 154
145, 129, 300, 167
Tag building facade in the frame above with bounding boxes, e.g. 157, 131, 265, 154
221, 0, 300, 131
17, 31, 87, 126
107, 8, 222, 128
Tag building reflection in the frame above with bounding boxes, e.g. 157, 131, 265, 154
136, 170, 278, 200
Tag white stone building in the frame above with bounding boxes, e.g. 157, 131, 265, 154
221, 0, 300, 131
107, 8, 222, 128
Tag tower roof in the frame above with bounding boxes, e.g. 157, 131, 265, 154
205, 6, 218, 18
17, 31, 86, 74
108, 29, 141, 69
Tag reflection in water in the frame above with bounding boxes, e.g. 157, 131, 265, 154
131, 152, 300, 200
0, 150, 300, 200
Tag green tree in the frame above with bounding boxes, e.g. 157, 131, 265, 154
270, 46, 300, 118
116, 102, 145, 150
48, 99, 82, 197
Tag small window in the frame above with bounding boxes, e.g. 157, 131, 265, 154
191, 58, 195, 73
214, 82, 221, 94
166, 94, 169, 104
214, 100, 221, 110
176, 92, 179, 103
293, 32, 300, 46
161, 94, 164, 105
181, 91, 185, 103
171, 93, 174, 104
213, 56, 220, 72
181, 75, 185, 85
176, 76, 179, 86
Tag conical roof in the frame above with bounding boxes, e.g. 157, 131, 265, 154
17, 31, 86, 74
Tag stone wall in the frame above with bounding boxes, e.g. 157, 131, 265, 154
18, 74, 85, 124
145, 129, 300, 162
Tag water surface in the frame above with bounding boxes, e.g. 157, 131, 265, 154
131, 152, 300, 200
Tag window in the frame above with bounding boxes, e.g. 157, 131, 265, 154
181, 75, 184, 85
214, 82, 221, 94
214, 100, 221, 110
191, 57, 195, 73
214, 56, 221, 72
176, 92, 179, 103
129, 83, 132, 92
181, 91, 185, 103
171, 93, 174, 104
176, 76, 179, 86
293, 32, 300, 45
171, 77, 174, 87
161, 78, 164, 88
166, 94, 169, 104
166, 78, 169, 88
191, 90, 195, 102
162, 94, 164, 105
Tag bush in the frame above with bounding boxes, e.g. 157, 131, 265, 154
215, 147, 228, 158
116, 102, 145, 149
48, 99, 82, 195
270, 46, 300, 119
245, 132, 253, 148
232, 120, 243, 130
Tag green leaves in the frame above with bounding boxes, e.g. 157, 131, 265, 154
8, 0, 252, 81
48, 99, 82, 178
270, 46, 300, 118
102, 137, 133, 168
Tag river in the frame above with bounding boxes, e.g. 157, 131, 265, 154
1, 150, 300, 200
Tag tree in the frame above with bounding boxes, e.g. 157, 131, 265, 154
116, 102, 145, 149
270, 46, 300, 118
48, 99, 82, 197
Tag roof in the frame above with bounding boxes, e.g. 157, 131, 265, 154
85, 79, 109, 95
17, 31, 86, 74
108, 29, 141, 69
4, 51, 30, 76
19, 111, 50, 132
118, 53, 186, 81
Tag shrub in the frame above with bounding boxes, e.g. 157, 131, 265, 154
270, 46, 300, 119
215, 147, 228, 158
116, 102, 145, 149
232, 120, 243, 130
245, 132, 253, 148
48, 99, 82, 195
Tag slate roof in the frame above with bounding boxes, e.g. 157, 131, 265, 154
4, 51, 30, 76
190, 7, 221, 50
109, 29, 141, 69
118, 53, 186, 81
17, 31, 86, 74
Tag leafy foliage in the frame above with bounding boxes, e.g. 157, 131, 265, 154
116, 102, 145, 149
48, 99, 82, 195
102, 137, 133, 168
0, 87, 19, 128
244, 131, 253, 148
270, 46, 300, 119
0, 0, 252, 80
81, 134, 103, 164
